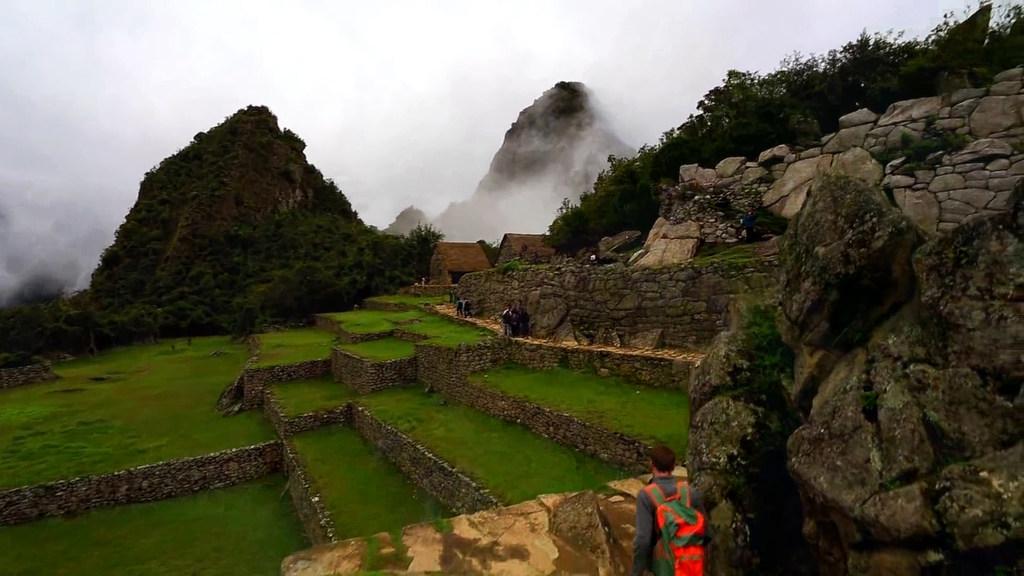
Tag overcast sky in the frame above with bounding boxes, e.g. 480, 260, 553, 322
0, 0, 980, 300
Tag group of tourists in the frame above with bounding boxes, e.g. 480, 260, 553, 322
455, 298, 473, 317
499, 303, 530, 337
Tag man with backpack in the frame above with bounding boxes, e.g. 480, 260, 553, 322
632, 445, 707, 576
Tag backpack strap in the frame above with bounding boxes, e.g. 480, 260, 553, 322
644, 483, 667, 507
677, 480, 690, 507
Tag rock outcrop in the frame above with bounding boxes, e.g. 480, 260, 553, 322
780, 176, 1023, 574
383, 205, 429, 235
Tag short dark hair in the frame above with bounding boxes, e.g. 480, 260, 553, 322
650, 445, 676, 473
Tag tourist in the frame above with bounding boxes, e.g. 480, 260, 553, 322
462, 299, 473, 317
519, 306, 531, 337
741, 209, 757, 243
500, 303, 513, 336
455, 298, 465, 317
632, 445, 707, 576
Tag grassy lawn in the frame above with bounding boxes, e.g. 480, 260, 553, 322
272, 377, 356, 417
338, 337, 417, 361
323, 309, 490, 347
0, 475, 306, 576
0, 337, 273, 489
291, 427, 449, 539
359, 389, 625, 504
255, 327, 337, 367
365, 294, 447, 307
470, 364, 689, 453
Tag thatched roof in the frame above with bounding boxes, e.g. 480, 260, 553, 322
433, 242, 492, 272
497, 233, 556, 264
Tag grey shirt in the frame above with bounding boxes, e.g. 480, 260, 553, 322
631, 476, 706, 576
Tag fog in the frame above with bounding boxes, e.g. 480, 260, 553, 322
0, 0, 972, 304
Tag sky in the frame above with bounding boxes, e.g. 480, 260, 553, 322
0, 0, 981, 303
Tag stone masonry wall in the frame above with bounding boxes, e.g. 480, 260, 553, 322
399, 284, 453, 297
263, 387, 351, 438
658, 66, 1024, 239
0, 363, 58, 389
0, 442, 283, 525
314, 315, 391, 343
331, 349, 417, 394
457, 260, 775, 349
439, 377, 649, 472
508, 339, 690, 390
283, 440, 337, 544
350, 405, 500, 513
241, 359, 331, 410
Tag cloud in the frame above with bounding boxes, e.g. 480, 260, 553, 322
0, 0, 976, 303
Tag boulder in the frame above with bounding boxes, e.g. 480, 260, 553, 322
893, 188, 940, 235
715, 156, 747, 178
679, 164, 718, 187
634, 238, 699, 268
779, 175, 918, 353
822, 123, 872, 153
830, 147, 882, 185
877, 96, 942, 126
993, 67, 1023, 83
762, 155, 832, 217
757, 144, 792, 166
838, 108, 879, 129
948, 137, 1014, 164
936, 443, 1024, 551
969, 95, 1024, 138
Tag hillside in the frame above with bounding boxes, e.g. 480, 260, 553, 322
431, 81, 632, 240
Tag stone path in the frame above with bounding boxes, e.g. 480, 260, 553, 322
282, 468, 687, 576
432, 304, 705, 363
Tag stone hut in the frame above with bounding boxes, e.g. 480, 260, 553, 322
496, 233, 556, 265
429, 242, 492, 284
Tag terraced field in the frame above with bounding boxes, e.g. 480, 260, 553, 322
290, 427, 449, 538
0, 476, 306, 576
254, 327, 338, 367
322, 309, 490, 347
470, 364, 690, 452
272, 377, 355, 417
359, 388, 625, 504
337, 337, 417, 361
0, 337, 273, 488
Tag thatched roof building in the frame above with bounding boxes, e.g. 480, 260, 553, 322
429, 242, 492, 284
496, 233, 556, 265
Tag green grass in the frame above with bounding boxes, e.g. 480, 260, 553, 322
291, 427, 449, 539
272, 377, 356, 417
338, 338, 417, 361
324, 309, 490, 347
690, 243, 759, 268
359, 389, 625, 504
470, 364, 689, 453
254, 327, 337, 367
365, 294, 447, 307
0, 337, 273, 488
0, 475, 306, 576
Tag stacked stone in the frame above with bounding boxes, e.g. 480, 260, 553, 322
0, 363, 57, 389
652, 66, 1023, 245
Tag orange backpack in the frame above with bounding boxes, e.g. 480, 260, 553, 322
644, 480, 707, 576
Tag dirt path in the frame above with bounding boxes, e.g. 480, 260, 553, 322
432, 304, 705, 363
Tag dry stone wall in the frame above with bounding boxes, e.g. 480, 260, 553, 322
350, 405, 500, 513
655, 66, 1024, 243
0, 363, 57, 389
0, 442, 283, 525
263, 388, 351, 438
508, 339, 690, 389
457, 260, 775, 349
282, 440, 337, 544
398, 284, 453, 297
440, 378, 649, 472
331, 349, 417, 394
241, 359, 331, 410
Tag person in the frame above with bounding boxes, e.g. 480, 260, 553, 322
633, 445, 707, 576
519, 306, 531, 338
462, 299, 473, 317
509, 304, 522, 337
455, 298, 465, 317
500, 303, 513, 337
589, 253, 598, 265
741, 209, 757, 243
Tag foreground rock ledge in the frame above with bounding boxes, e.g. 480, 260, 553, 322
281, 470, 685, 576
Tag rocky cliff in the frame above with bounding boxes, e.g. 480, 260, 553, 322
432, 82, 632, 240
689, 174, 1023, 575
383, 206, 429, 235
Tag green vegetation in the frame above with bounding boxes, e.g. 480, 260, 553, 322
690, 243, 760, 269
359, 389, 624, 504
548, 5, 1024, 251
0, 337, 273, 488
470, 364, 689, 453
338, 338, 417, 361
364, 294, 447, 307
325, 309, 490, 347
291, 427, 448, 539
0, 476, 306, 576
254, 327, 337, 367
272, 377, 355, 417
0, 108, 444, 359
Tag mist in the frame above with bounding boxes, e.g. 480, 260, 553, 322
0, 0, 974, 304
